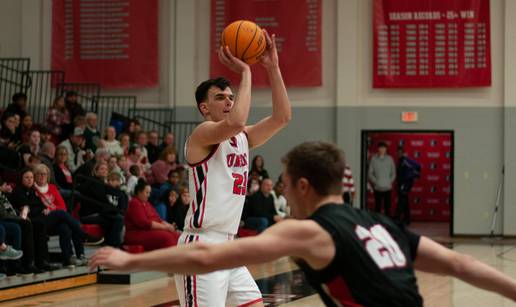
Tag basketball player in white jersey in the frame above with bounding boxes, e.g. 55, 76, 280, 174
171, 30, 290, 307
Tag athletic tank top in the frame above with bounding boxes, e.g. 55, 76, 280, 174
183, 132, 249, 235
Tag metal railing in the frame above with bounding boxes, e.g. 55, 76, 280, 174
24, 70, 65, 123
96, 96, 136, 132
58, 82, 101, 113
169, 121, 199, 163
0, 58, 31, 106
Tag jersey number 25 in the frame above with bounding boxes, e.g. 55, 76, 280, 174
355, 224, 407, 269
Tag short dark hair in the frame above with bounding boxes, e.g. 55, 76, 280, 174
378, 141, 388, 148
12, 92, 27, 103
194, 77, 231, 115
281, 141, 345, 196
134, 178, 149, 195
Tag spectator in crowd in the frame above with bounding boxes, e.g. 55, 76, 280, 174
108, 156, 126, 187
3, 93, 28, 121
75, 148, 110, 181
124, 179, 180, 251
395, 146, 421, 225
135, 131, 151, 169
64, 91, 85, 124
59, 127, 86, 172
368, 141, 396, 217
271, 178, 289, 218
9, 168, 60, 271
18, 129, 41, 167
0, 112, 22, 151
124, 119, 139, 142
39, 127, 54, 144
103, 126, 123, 157
247, 175, 260, 196
106, 172, 128, 213
158, 132, 175, 154
149, 146, 179, 187
126, 165, 140, 196
38, 141, 56, 184
155, 189, 177, 221
243, 178, 282, 233
167, 186, 190, 232
118, 132, 130, 157
127, 145, 146, 177
83, 112, 101, 153
342, 164, 356, 206
0, 224, 23, 263
77, 161, 124, 247
158, 170, 181, 200
53, 146, 76, 211
73, 115, 87, 131
33, 164, 88, 267
117, 155, 129, 178
0, 179, 46, 274
20, 114, 38, 143
250, 155, 269, 180
45, 95, 70, 140
146, 130, 160, 164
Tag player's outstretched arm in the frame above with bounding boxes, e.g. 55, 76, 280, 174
414, 236, 516, 301
246, 30, 291, 149
89, 220, 334, 274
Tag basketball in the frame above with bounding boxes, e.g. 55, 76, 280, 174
220, 20, 267, 65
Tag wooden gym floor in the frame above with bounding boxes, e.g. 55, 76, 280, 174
4, 222, 516, 307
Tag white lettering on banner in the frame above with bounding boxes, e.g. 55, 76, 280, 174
426, 198, 440, 205
427, 175, 440, 181
412, 186, 423, 192
410, 140, 424, 147
427, 152, 440, 158
443, 141, 451, 147
443, 164, 451, 170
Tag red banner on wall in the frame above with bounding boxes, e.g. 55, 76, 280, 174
366, 132, 452, 222
373, 0, 491, 88
210, 0, 322, 87
52, 0, 158, 89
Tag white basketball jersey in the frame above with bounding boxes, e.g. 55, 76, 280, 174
184, 132, 249, 235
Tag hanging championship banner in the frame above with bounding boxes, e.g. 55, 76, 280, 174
210, 0, 322, 87
52, 0, 158, 89
373, 0, 491, 88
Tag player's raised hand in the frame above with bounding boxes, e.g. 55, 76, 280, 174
259, 30, 279, 69
89, 247, 132, 271
218, 45, 250, 73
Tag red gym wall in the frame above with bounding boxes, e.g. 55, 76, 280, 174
364, 132, 453, 222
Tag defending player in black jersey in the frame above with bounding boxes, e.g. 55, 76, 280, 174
91, 141, 516, 306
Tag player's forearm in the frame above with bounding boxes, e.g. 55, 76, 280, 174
451, 254, 516, 301
267, 66, 291, 124
227, 68, 252, 128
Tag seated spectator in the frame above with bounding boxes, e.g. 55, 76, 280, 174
75, 147, 111, 181
33, 164, 89, 267
20, 115, 39, 143
106, 172, 128, 213
242, 178, 282, 233
9, 168, 60, 271
158, 132, 175, 154
146, 130, 160, 164
59, 127, 87, 172
38, 141, 56, 183
118, 132, 131, 157
156, 189, 177, 221
127, 145, 147, 177
124, 179, 179, 251
135, 131, 151, 170
126, 165, 140, 196
84, 112, 101, 153
247, 175, 260, 196
77, 161, 124, 247
250, 155, 270, 181
123, 119, 139, 143
104, 126, 123, 157
149, 146, 180, 187
2, 93, 28, 121
108, 156, 126, 187
0, 180, 46, 274
158, 170, 181, 200
0, 113, 22, 166
65, 91, 85, 124
45, 95, 70, 141
18, 129, 41, 167
167, 186, 190, 231
271, 179, 289, 218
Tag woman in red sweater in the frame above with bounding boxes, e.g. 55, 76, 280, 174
124, 179, 179, 251
33, 163, 87, 267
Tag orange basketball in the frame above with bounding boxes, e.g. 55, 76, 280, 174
220, 20, 267, 65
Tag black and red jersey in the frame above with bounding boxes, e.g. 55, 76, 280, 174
297, 203, 423, 307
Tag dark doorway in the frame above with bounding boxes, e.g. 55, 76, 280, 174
361, 130, 454, 236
